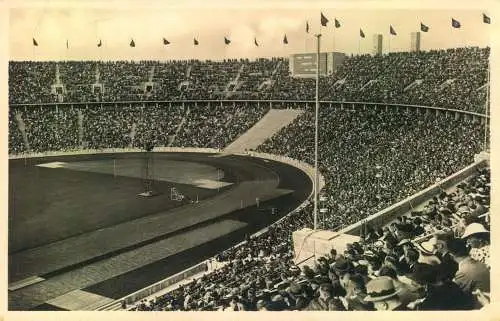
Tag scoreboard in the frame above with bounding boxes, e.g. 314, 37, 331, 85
289, 52, 346, 78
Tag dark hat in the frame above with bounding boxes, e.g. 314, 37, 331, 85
288, 282, 302, 295
319, 282, 333, 293
413, 217, 423, 225
407, 263, 437, 285
433, 230, 454, 242
333, 257, 353, 273
314, 275, 331, 284
398, 223, 415, 233
438, 207, 452, 216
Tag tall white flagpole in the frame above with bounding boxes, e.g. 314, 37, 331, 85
314, 33, 321, 231
484, 59, 490, 151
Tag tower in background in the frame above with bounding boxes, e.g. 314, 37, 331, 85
373, 34, 383, 55
411, 32, 421, 52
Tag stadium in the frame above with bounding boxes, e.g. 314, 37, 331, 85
8, 7, 491, 312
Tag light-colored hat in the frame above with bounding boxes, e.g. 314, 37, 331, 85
365, 276, 401, 302
397, 239, 411, 246
414, 240, 435, 255
461, 223, 489, 239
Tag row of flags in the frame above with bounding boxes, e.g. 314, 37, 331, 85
32, 12, 492, 47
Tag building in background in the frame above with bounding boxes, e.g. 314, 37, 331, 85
289, 52, 347, 78
373, 34, 383, 55
411, 32, 421, 52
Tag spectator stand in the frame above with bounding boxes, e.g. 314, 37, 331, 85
292, 154, 489, 270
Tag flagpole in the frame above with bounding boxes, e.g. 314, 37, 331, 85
305, 21, 308, 53
484, 59, 490, 151
314, 33, 321, 231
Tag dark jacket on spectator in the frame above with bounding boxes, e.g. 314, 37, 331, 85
453, 257, 490, 293
436, 251, 459, 281
416, 281, 475, 310
305, 297, 346, 311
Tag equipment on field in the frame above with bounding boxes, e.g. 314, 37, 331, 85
138, 141, 159, 197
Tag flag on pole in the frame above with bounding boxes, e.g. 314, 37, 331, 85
390, 25, 397, 35
97, 39, 102, 47
254, 37, 259, 46
483, 13, 491, 24
306, 21, 309, 33
194, 38, 199, 45
360, 29, 365, 38
420, 23, 429, 32
33, 38, 38, 46
283, 34, 288, 44
163, 38, 170, 45
452, 18, 461, 28
224, 37, 231, 45
334, 18, 341, 28
130, 39, 135, 47
320, 12, 329, 26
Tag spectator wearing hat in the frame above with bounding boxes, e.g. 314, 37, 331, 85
305, 282, 346, 311
414, 240, 441, 266
364, 276, 408, 310
431, 231, 458, 281
266, 294, 287, 311
284, 282, 310, 310
410, 218, 426, 236
364, 250, 384, 279
256, 299, 270, 311
378, 266, 421, 307
407, 263, 474, 310
447, 238, 490, 293
344, 274, 374, 311
333, 257, 354, 290
461, 223, 490, 267
402, 248, 419, 271
353, 264, 370, 285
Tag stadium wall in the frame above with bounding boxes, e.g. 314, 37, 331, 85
98, 261, 209, 309
9, 100, 489, 120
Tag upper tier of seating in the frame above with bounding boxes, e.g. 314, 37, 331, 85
9, 47, 489, 113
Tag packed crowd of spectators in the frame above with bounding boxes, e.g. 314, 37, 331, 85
8, 46, 489, 311
8, 103, 266, 154
128, 107, 487, 312
133, 166, 490, 311
9, 47, 489, 113
258, 107, 483, 230
175, 104, 266, 149
8, 109, 26, 155
21, 107, 80, 153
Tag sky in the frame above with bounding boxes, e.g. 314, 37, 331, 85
6, 0, 497, 61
